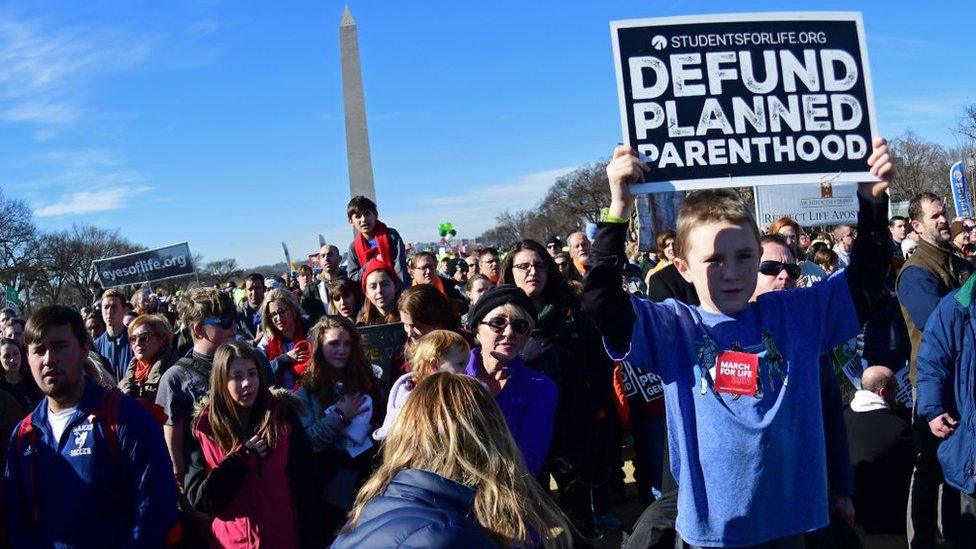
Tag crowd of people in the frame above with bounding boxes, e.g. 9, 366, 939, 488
2, 137, 976, 548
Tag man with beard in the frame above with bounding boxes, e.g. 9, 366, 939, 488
896, 191, 974, 548
568, 232, 591, 280
6, 306, 177, 547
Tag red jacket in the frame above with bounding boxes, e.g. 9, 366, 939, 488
184, 396, 323, 548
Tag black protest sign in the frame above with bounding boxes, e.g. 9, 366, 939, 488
611, 12, 878, 193
94, 242, 195, 288
357, 322, 407, 385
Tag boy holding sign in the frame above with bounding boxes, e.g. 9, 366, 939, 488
582, 139, 892, 546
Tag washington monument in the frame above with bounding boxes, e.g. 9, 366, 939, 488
339, 6, 376, 201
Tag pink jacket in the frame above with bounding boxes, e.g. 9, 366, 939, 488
192, 412, 299, 548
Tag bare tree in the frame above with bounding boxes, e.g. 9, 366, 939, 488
203, 258, 241, 284
479, 161, 612, 245
888, 130, 949, 203
0, 190, 40, 290
956, 103, 976, 143
34, 225, 142, 307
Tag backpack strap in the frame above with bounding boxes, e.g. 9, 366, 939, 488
93, 388, 124, 459
14, 415, 40, 525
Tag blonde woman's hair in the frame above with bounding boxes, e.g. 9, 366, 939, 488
406, 330, 469, 383
259, 288, 305, 340
194, 342, 280, 454
345, 373, 571, 547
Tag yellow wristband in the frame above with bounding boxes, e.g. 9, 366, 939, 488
601, 213, 629, 224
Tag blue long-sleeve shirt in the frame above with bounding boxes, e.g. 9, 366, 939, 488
5, 380, 178, 548
897, 265, 946, 331
93, 328, 134, 382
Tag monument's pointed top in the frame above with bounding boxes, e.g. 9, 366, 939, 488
340, 6, 356, 27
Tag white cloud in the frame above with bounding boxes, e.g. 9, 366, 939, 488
0, 14, 153, 134
418, 166, 575, 207
391, 165, 576, 242
1, 101, 81, 124
34, 186, 153, 217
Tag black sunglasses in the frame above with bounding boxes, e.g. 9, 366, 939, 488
480, 316, 531, 335
759, 261, 800, 280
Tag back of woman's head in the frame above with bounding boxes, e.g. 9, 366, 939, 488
347, 373, 569, 546
397, 284, 458, 331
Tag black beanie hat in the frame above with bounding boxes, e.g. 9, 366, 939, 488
466, 284, 538, 330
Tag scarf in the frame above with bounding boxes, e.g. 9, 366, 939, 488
266, 324, 310, 377
352, 220, 393, 271
573, 257, 587, 276
415, 274, 446, 295
133, 358, 154, 385
849, 390, 890, 413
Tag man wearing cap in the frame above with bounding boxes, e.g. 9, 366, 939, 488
545, 235, 562, 258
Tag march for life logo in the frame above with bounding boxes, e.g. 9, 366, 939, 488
712, 350, 759, 396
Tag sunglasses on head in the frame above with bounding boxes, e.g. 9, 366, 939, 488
759, 260, 801, 280
201, 316, 236, 329
480, 316, 531, 335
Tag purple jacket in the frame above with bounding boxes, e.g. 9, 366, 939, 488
466, 350, 557, 473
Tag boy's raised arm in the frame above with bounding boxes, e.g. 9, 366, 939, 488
581, 146, 648, 354
846, 137, 895, 325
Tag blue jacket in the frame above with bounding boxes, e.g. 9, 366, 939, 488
916, 276, 976, 495
4, 380, 179, 548
331, 469, 496, 549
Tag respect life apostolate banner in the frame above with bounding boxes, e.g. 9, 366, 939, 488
610, 12, 879, 193
950, 161, 974, 218
754, 182, 858, 227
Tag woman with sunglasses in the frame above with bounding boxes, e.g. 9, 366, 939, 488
119, 314, 179, 408
464, 285, 556, 475
257, 288, 311, 390
503, 239, 615, 539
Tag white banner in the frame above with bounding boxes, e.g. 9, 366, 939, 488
754, 182, 858, 227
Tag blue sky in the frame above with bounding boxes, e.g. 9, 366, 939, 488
1, 0, 973, 267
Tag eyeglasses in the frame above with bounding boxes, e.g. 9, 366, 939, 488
512, 262, 548, 273
128, 332, 158, 345
759, 260, 801, 280
480, 316, 531, 335
201, 316, 236, 329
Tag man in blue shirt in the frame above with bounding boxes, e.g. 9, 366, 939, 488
92, 288, 133, 381
5, 305, 178, 548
